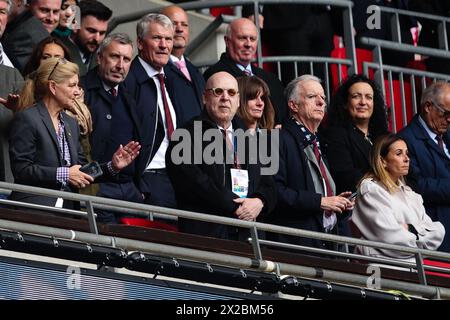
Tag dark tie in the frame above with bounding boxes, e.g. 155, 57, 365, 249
109, 88, 117, 97
436, 135, 445, 152
243, 69, 252, 76
0, 42, 4, 65
312, 139, 334, 215
157, 73, 174, 138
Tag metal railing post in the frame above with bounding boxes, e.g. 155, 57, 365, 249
249, 226, 262, 260
415, 252, 427, 286
85, 200, 99, 235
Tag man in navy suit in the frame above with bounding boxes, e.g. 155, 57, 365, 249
398, 82, 450, 252
124, 13, 179, 209
161, 5, 204, 126
82, 33, 144, 223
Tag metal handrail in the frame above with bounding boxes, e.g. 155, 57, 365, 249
1, 181, 450, 265
107, 0, 357, 73
1, 218, 449, 299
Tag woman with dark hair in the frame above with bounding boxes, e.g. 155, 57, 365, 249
352, 134, 444, 261
23, 36, 72, 77
237, 76, 275, 131
323, 74, 389, 194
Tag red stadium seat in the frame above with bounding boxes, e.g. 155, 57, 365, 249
119, 217, 178, 232
424, 259, 450, 279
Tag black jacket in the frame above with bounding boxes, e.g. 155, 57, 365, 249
166, 111, 277, 240
203, 52, 288, 125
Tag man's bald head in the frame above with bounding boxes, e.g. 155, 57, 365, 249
203, 72, 240, 129
161, 5, 189, 58
225, 18, 258, 67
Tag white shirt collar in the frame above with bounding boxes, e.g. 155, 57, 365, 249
170, 55, 185, 63
236, 63, 252, 75
101, 82, 119, 94
418, 115, 439, 141
138, 56, 164, 78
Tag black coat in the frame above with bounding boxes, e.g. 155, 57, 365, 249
164, 58, 205, 126
166, 112, 277, 240
322, 124, 373, 194
81, 68, 147, 201
269, 118, 348, 248
203, 52, 288, 125
9, 102, 88, 207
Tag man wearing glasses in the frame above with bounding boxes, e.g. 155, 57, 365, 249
166, 71, 276, 240
399, 81, 450, 252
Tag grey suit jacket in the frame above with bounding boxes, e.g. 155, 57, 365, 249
2, 10, 49, 73
0, 65, 24, 182
9, 101, 87, 206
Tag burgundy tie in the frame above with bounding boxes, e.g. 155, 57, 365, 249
312, 139, 334, 215
436, 135, 445, 152
157, 73, 175, 138
109, 88, 117, 97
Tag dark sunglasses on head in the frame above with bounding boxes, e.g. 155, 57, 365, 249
206, 87, 238, 97
48, 58, 68, 80
431, 100, 450, 118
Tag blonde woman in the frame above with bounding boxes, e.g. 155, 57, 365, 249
352, 134, 445, 261
9, 58, 140, 209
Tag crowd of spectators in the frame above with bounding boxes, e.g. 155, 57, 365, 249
0, 0, 449, 265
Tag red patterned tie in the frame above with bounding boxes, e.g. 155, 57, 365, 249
109, 88, 117, 97
157, 73, 175, 138
436, 135, 445, 153
312, 139, 334, 215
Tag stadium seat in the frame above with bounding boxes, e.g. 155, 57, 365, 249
119, 217, 178, 232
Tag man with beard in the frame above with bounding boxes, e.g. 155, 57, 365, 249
81, 33, 145, 223
59, 0, 112, 76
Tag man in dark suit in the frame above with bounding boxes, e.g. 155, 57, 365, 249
59, 0, 112, 77
161, 5, 204, 126
269, 75, 353, 249
398, 82, 450, 252
81, 33, 144, 223
166, 71, 276, 240
124, 13, 179, 209
203, 18, 287, 126
2, 0, 50, 73
0, 65, 23, 183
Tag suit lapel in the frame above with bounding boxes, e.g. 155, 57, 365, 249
37, 101, 59, 151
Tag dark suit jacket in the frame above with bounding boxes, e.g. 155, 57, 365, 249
166, 112, 277, 240
164, 58, 204, 126
2, 10, 49, 73
322, 124, 373, 194
81, 68, 145, 183
59, 36, 97, 77
0, 65, 24, 182
9, 101, 88, 206
203, 52, 288, 125
398, 115, 450, 252
123, 57, 182, 171
269, 118, 347, 249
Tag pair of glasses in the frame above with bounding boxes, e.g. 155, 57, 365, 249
206, 87, 238, 97
431, 100, 450, 118
48, 58, 68, 80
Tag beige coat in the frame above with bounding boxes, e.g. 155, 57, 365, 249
352, 178, 445, 260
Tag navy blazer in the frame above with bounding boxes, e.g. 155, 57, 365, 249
164, 58, 204, 126
269, 118, 346, 248
81, 68, 145, 181
398, 115, 450, 252
9, 101, 87, 206
124, 57, 182, 166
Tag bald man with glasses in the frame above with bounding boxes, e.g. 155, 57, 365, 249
398, 81, 450, 252
166, 71, 276, 240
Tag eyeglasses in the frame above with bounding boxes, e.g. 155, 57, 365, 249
431, 100, 450, 118
48, 58, 68, 80
206, 87, 238, 97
